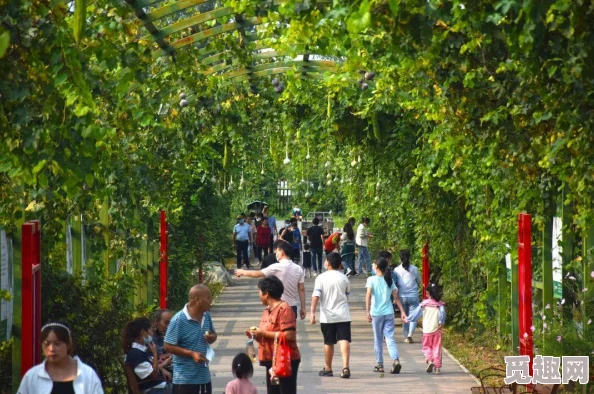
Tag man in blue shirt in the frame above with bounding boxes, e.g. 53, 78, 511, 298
164, 284, 217, 394
233, 214, 252, 269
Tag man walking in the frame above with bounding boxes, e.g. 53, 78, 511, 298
356, 217, 373, 275
306, 217, 325, 276
233, 214, 252, 269
164, 284, 217, 394
236, 240, 306, 320
310, 253, 352, 379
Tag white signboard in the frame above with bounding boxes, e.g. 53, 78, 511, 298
551, 217, 563, 299
1, 229, 12, 340
66, 222, 73, 274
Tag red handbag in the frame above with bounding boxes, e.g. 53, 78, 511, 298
272, 332, 292, 378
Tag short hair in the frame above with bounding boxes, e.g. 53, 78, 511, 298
232, 353, 254, 379
258, 277, 284, 300
312, 217, 320, 225
379, 250, 393, 260
236, 214, 244, 220
326, 252, 342, 269
362, 217, 370, 225
275, 240, 293, 257
290, 217, 297, 224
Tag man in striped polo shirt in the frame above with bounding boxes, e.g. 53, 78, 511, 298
164, 284, 217, 394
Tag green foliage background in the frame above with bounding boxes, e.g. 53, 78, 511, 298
2, 0, 594, 391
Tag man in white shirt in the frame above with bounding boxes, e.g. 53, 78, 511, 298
235, 240, 306, 320
356, 217, 373, 275
310, 253, 352, 379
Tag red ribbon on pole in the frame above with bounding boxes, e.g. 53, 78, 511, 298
518, 213, 533, 373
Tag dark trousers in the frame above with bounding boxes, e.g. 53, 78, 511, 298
310, 247, 323, 272
269, 234, 275, 254
173, 383, 212, 394
261, 360, 300, 394
236, 240, 249, 269
258, 246, 269, 261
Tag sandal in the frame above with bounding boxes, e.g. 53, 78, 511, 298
374, 364, 384, 373
340, 367, 351, 379
391, 361, 401, 374
319, 368, 333, 377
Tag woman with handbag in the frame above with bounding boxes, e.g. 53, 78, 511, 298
245, 277, 300, 394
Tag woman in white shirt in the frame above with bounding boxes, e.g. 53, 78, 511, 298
393, 250, 421, 343
17, 322, 104, 394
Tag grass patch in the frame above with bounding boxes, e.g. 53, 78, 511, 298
442, 327, 507, 387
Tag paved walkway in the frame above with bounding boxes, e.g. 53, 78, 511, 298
208, 273, 478, 393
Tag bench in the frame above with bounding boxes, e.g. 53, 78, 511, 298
470, 367, 561, 394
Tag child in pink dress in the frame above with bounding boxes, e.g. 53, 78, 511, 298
225, 353, 258, 394
404, 283, 446, 374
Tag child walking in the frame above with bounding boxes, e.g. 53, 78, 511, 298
365, 258, 407, 374
405, 283, 446, 374
302, 244, 312, 278
225, 353, 258, 394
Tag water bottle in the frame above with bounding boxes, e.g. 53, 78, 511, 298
246, 334, 257, 362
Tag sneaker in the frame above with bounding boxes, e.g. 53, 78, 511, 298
313, 272, 318, 277
391, 361, 401, 374
319, 368, 333, 377
426, 362, 434, 373
407, 336, 414, 344
374, 364, 384, 373
434, 368, 441, 375
404, 338, 410, 343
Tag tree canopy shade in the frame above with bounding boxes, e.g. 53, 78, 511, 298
2, 0, 594, 375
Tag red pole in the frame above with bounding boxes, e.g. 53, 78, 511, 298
518, 213, 533, 375
160, 211, 168, 309
31, 221, 41, 366
422, 242, 430, 300
21, 223, 34, 376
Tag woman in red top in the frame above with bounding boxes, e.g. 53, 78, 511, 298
257, 218, 272, 263
245, 277, 300, 394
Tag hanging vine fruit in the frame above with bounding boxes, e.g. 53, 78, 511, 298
73, 0, 87, 43
223, 142, 230, 170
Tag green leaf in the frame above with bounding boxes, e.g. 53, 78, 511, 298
85, 173, 95, 187
388, 0, 400, 15
32, 160, 47, 175
0, 29, 10, 59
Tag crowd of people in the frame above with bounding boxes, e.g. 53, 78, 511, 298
17, 207, 445, 394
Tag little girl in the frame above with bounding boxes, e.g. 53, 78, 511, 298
225, 353, 258, 394
405, 283, 446, 375
365, 258, 408, 374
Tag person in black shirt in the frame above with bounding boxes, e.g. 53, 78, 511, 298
306, 217, 325, 275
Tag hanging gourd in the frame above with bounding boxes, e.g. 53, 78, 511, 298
73, 0, 87, 43
306, 142, 311, 160
372, 113, 382, 140
261, 161, 265, 175
210, 161, 217, 183
223, 142, 230, 171
228, 175, 234, 192
327, 93, 332, 119
283, 140, 291, 165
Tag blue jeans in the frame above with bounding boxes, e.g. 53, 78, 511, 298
372, 314, 399, 364
400, 295, 419, 338
311, 246, 323, 272
342, 253, 355, 274
357, 246, 371, 274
